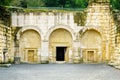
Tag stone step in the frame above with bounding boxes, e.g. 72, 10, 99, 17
114, 65, 120, 69
0, 64, 11, 67
108, 62, 119, 66
56, 61, 66, 64
109, 59, 117, 63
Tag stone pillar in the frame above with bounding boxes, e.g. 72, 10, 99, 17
98, 47, 102, 62
14, 40, 20, 64
68, 48, 73, 63
73, 41, 81, 63
41, 40, 49, 63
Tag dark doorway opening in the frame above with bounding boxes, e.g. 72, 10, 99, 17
56, 47, 67, 61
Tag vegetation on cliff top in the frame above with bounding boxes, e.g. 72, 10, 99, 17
0, 0, 88, 8
0, 0, 120, 10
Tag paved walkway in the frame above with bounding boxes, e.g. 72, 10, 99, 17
0, 63, 120, 80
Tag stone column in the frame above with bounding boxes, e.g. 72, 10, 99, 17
73, 40, 80, 63
106, 40, 110, 61
14, 39, 20, 64
68, 48, 73, 63
41, 40, 49, 63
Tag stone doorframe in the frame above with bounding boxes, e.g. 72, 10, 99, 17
24, 48, 38, 63
49, 43, 71, 63
55, 46, 69, 62
82, 48, 98, 63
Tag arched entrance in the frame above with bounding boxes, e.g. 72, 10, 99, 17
19, 29, 41, 63
49, 28, 73, 62
81, 29, 102, 63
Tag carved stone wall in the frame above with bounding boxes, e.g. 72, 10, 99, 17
0, 23, 11, 63
108, 10, 120, 67
7, 1, 117, 64
19, 30, 41, 63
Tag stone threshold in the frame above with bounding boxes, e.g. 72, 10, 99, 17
0, 64, 11, 67
56, 61, 66, 64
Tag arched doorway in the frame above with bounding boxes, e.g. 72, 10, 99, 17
81, 29, 102, 63
19, 29, 41, 63
49, 28, 73, 62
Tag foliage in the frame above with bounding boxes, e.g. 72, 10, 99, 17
74, 11, 87, 26
1, 0, 120, 9
0, 0, 89, 8
0, 6, 11, 26
43, 0, 59, 7
27, 0, 45, 7
112, 9, 120, 33
0, 0, 12, 6
10, 0, 22, 6
110, 0, 120, 10
19, 0, 27, 8
43, 0, 88, 8
74, 0, 89, 8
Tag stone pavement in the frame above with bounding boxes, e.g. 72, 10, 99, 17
0, 63, 120, 80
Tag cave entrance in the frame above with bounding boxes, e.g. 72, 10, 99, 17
56, 47, 67, 61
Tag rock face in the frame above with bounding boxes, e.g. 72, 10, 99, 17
108, 10, 120, 67
0, 1, 119, 64
0, 23, 11, 63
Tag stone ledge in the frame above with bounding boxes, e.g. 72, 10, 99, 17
0, 64, 11, 67
41, 60, 49, 64
114, 66, 120, 70
108, 63, 119, 66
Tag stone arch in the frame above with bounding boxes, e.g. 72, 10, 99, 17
49, 28, 73, 47
19, 27, 42, 63
81, 29, 102, 48
49, 27, 73, 62
80, 29, 103, 63
17, 26, 43, 40
79, 27, 103, 40
20, 29, 41, 48
46, 25, 75, 41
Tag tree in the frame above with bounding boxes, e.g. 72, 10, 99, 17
0, 0, 12, 6
43, 0, 59, 7
110, 0, 120, 10
74, 0, 88, 8
19, 0, 27, 8
10, 0, 22, 6
0, 0, 89, 8
27, 0, 45, 7
58, 0, 66, 7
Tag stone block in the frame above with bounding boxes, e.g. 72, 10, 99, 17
0, 56, 2, 63
0, 63, 11, 67
41, 60, 49, 64
73, 56, 81, 64
41, 56, 49, 64
14, 57, 21, 64
114, 65, 120, 69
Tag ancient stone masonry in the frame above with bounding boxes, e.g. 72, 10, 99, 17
0, 0, 119, 64
0, 6, 12, 63
0, 23, 11, 62
82, 1, 116, 63
109, 9, 120, 68
11, 10, 81, 63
